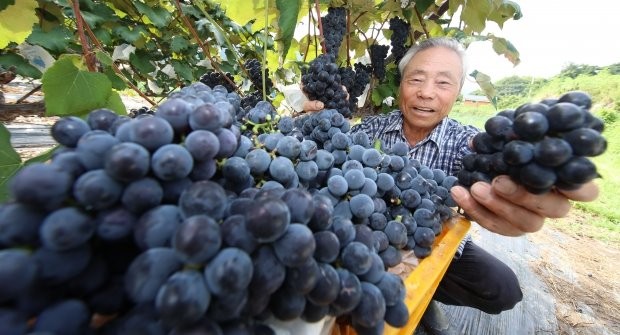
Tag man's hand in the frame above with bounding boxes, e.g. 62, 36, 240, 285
450, 176, 599, 236
302, 100, 324, 112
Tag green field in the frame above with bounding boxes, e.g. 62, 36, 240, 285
450, 102, 620, 246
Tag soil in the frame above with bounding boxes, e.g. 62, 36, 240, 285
531, 213, 620, 334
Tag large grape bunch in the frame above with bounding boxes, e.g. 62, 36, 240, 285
459, 91, 607, 194
369, 44, 390, 81
302, 54, 352, 117
0, 80, 460, 334
244, 58, 274, 96
321, 7, 347, 56
388, 17, 410, 65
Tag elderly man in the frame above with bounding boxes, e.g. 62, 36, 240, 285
303, 37, 599, 334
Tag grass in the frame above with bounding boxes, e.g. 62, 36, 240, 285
450, 102, 620, 245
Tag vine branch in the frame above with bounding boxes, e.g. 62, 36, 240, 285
313, 0, 327, 54
71, 0, 96, 72
172, 0, 239, 93
81, 19, 157, 106
414, 7, 430, 39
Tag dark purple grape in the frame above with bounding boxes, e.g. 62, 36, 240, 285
562, 128, 607, 157
533, 137, 573, 167
557, 90, 592, 110
484, 115, 514, 140
556, 156, 599, 185
514, 102, 549, 119
502, 140, 535, 166
512, 111, 549, 141
519, 162, 556, 193
546, 102, 587, 132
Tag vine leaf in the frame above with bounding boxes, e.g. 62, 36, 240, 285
0, 1, 16, 11
0, 0, 38, 49
461, 0, 492, 33
133, 2, 172, 28
275, 0, 302, 61
26, 25, 73, 53
488, 0, 522, 28
42, 56, 126, 117
0, 53, 42, 79
489, 34, 520, 66
470, 69, 498, 109
0, 124, 57, 202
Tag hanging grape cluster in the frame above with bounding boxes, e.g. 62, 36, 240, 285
199, 71, 236, 93
388, 17, 410, 65
459, 91, 607, 194
321, 7, 347, 56
369, 44, 390, 82
339, 63, 372, 114
244, 58, 274, 97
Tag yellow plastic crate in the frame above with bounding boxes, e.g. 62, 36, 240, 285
332, 216, 471, 335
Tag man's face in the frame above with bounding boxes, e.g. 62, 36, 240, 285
398, 46, 463, 132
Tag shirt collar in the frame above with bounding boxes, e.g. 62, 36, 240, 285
385, 110, 449, 147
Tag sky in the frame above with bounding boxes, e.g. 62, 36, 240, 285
462, 0, 620, 94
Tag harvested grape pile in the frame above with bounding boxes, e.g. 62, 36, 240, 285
0, 82, 460, 335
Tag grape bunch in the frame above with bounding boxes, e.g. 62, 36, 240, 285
388, 17, 410, 65
199, 71, 236, 93
127, 106, 154, 118
0, 79, 463, 334
339, 63, 372, 114
369, 44, 390, 81
321, 7, 347, 56
244, 58, 274, 95
459, 91, 607, 194
301, 54, 351, 117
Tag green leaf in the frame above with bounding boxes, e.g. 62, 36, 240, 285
415, 0, 435, 14
488, 0, 522, 28
490, 35, 520, 66
26, 25, 73, 53
95, 51, 113, 67
0, 53, 42, 79
469, 69, 497, 109
170, 36, 190, 53
0, 124, 21, 201
461, 0, 492, 33
41, 56, 114, 117
103, 67, 127, 90
104, 90, 126, 115
80, 3, 117, 26
0, 0, 15, 11
171, 60, 194, 82
133, 1, 172, 28
0, 0, 38, 49
114, 25, 147, 43
275, 0, 301, 61
129, 50, 156, 74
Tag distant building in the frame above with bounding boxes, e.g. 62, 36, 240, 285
462, 94, 491, 107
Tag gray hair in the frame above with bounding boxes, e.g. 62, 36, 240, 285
397, 37, 467, 88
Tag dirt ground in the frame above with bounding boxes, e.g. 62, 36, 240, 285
531, 213, 620, 334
